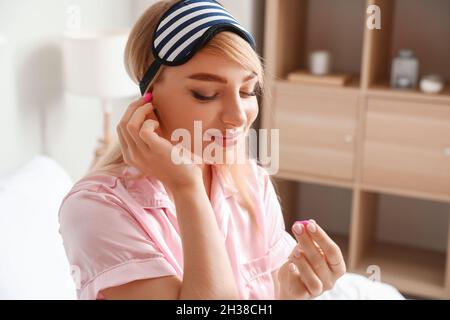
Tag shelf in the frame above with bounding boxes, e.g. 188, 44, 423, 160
304, 0, 366, 75
350, 190, 450, 299
275, 79, 361, 96
368, 82, 450, 105
276, 169, 354, 190
353, 241, 448, 299
281, 76, 361, 91
389, 0, 450, 81
365, 0, 450, 90
264, 0, 450, 299
360, 183, 450, 204
265, 0, 366, 80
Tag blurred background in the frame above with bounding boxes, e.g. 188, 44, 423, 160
0, 0, 449, 300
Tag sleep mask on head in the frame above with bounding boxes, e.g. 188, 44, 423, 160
139, 0, 257, 95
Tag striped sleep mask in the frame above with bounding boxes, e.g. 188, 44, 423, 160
139, 0, 256, 95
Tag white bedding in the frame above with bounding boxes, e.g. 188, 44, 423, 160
315, 273, 405, 300
0, 155, 76, 299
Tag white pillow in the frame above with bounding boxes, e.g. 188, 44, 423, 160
0, 155, 76, 299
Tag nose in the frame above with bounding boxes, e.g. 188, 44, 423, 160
220, 95, 247, 129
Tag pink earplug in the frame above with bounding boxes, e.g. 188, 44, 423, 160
294, 220, 310, 228
143, 92, 153, 103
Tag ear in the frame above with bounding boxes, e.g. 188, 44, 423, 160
147, 90, 157, 108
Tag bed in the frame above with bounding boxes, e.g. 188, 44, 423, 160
0, 155, 76, 299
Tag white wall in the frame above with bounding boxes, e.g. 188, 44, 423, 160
0, 0, 134, 179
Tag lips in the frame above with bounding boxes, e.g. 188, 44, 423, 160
208, 129, 243, 147
215, 135, 239, 147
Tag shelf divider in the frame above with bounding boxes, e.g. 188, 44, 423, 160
445, 214, 450, 296
349, 190, 378, 270
362, 0, 395, 89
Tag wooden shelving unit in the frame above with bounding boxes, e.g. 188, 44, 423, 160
262, 0, 450, 299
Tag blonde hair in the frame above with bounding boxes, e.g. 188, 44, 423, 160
88, 0, 267, 235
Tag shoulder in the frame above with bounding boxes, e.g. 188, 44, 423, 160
58, 177, 130, 247
57, 166, 147, 241
58, 171, 124, 220
58, 165, 172, 238
57, 170, 164, 260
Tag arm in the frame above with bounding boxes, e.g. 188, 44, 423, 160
173, 181, 239, 299
102, 181, 239, 300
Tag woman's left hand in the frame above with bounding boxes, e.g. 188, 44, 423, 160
277, 220, 346, 299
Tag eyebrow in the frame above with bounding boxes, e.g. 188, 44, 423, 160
186, 72, 257, 84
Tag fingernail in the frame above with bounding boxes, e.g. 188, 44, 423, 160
294, 247, 301, 258
307, 220, 317, 233
289, 263, 297, 273
143, 92, 153, 103
293, 222, 303, 235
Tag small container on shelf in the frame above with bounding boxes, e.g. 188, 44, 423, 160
420, 74, 445, 94
390, 49, 420, 89
308, 50, 332, 75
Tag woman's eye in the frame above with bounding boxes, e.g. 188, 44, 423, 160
191, 91, 217, 101
190, 89, 258, 102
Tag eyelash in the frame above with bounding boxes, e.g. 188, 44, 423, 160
191, 90, 257, 102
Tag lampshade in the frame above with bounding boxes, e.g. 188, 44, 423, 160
62, 29, 139, 99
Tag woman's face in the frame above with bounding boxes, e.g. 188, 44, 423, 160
151, 50, 259, 164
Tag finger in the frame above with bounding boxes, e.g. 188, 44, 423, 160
291, 245, 334, 292
127, 103, 155, 150
121, 94, 152, 124
302, 219, 346, 276
292, 222, 330, 276
140, 119, 172, 154
284, 262, 309, 300
117, 95, 153, 165
118, 98, 148, 151
144, 108, 164, 136
290, 251, 323, 298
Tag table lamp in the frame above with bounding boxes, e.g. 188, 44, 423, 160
62, 29, 139, 168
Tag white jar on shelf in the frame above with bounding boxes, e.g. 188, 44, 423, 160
309, 50, 332, 75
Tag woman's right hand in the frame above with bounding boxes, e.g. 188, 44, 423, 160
116, 94, 203, 191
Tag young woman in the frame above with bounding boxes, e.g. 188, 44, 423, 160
58, 0, 404, 300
